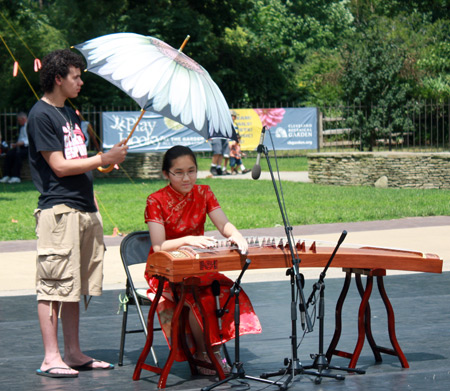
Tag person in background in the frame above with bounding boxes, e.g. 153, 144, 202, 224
209, 110, 236, 176
0, 131, 9, 155
209, 137, 230, 176
231, 111, 238, 132
145, 145, 261, 375
0, 112, 29, 184
229, 133, 250, 175
27, 49, 128, 378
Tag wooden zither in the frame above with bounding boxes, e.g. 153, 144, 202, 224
134, 237, 443, 388
146, 237, 443, 283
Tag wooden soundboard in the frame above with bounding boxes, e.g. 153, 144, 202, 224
146, 238, 443, 283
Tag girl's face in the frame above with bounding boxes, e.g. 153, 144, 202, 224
164, 155, 197, 195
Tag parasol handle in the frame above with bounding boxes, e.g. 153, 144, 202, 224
179, 35, 190, 52
97, 110, 146, 173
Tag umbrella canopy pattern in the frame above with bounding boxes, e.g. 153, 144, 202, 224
74, 33, 236, 141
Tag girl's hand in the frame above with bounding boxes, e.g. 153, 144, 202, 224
229, 233, 248, 254
185, 235, 217, 249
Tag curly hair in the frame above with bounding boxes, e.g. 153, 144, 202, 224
40, 49, 85, 93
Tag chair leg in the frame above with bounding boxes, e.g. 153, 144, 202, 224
118, 303, 129, 366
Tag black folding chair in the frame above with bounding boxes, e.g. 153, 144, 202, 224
118, 230, 161, 367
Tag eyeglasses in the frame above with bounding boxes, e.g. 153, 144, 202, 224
168, 170, 197, 179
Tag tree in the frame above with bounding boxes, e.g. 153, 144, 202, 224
341, 18, 416, 150
221, 0, 353, 106
0, 0, 449, 111
415, 19, 450, 101
0, 1, 68, 109
350, 0, 450, 24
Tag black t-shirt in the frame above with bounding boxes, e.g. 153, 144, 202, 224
27, 100, 96, 212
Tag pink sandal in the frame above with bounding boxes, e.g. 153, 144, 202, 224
215, 351, 231, 374
194, 351, 231, 376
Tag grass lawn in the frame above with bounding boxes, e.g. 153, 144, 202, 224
1, 177, 449, 241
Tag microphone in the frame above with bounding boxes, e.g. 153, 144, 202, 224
212, 280, 223, 327
251, 127, 266, 180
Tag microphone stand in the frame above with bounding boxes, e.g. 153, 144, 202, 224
302, 230, 366, 384
211, 280, 232, 366
202, 258, 282, 391
256, 141, 314, 390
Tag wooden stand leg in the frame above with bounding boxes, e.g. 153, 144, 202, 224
355, 274, 382, 363
376, 276, 409, 368
157, 284, 188, 389
326, 271, 352, 362
326, 268, 408, 369
133, 277, 164, 380
133, 276, 226, 388
349, 274, 374, 368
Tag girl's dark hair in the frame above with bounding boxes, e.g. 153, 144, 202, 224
40, 49, 85, 93
162, 145, 197, 172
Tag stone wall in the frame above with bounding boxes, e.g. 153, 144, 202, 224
1, 152, 164, 181
307, 152, 450, 189
92, 152, 164, 179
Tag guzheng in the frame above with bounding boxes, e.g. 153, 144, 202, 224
146, 237, 443, 283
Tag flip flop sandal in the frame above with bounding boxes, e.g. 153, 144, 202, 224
36, 367, 78, 378
71, 359, 114, 371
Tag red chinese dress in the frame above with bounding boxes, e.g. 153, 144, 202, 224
144, 184, 261, 360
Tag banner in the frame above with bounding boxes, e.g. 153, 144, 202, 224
102, 108, 317, 152
233, 108, 318, 151
102, 112, 211, 152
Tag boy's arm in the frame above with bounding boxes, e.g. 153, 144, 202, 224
41, 140, 128, 177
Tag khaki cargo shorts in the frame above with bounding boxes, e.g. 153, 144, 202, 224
34, 204, 105, 302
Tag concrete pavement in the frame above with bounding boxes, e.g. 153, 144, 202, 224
1, 216, 449, 297
197, 170, 310, 182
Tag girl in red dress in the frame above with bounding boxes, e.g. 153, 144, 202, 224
144, 145, 261, 375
